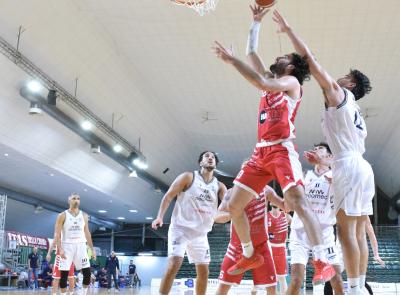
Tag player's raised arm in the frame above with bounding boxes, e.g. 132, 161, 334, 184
246, 5, 271, 77
152, 172, 193, 230
272, 10, 344, 107
212, 41, 299, 93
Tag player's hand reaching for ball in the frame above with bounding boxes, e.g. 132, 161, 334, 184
272, 10, 291, 33
152, 217, 163, 230
250, 4, 269, 23
212, 41, 235, 64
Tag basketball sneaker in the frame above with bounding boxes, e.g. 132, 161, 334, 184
227, 253, 264, 275
312, 260, 336, 285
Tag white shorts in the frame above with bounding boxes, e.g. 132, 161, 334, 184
332, 156, 375, 216
59, 242, 90, 271
289, 226, 341, 266
168, 226, 210, 264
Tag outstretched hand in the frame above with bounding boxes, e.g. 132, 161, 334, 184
272, 10, 291, 33
211, 41, 235, 64
304, 150, 322, 165
250, 4, 269, 22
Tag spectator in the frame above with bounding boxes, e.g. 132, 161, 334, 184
128, 260, 136, 287
133, 273, 141, 288
17, 268, 29, 289
105, 251, 120, 292
41, 263, 53, 289
28, 246, 39, 289
98, 268, 108, 288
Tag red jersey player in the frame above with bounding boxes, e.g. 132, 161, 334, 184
268, 205, 292, 295
212, 4, 335, 285
215, 186, 284, 295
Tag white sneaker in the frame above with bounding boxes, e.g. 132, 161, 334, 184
115, 289, 119, 293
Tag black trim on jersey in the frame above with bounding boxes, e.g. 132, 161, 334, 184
198, 170, 216, 185
336, 88, 348, 109
182, 171, 195, 192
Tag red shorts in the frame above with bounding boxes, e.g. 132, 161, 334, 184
234, 141, 303, 195
53, 256, 75, 279
219, 242, 277, 287
271, 246, 287, 276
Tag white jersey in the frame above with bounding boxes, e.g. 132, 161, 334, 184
321, 88, 367, 157
291, 170, 335, 230
62, 210, 87, 244
171, 171, 219, 234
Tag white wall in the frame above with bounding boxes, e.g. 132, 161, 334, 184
117, 256, 169, 286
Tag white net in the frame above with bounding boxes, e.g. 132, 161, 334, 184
172, 0, 219, 16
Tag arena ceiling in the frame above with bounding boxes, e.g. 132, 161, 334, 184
0, 0, 399, 229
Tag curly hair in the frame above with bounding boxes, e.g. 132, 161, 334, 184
198, 151, 219, 165
290, 53, 311, 85
349, 69, 372, 100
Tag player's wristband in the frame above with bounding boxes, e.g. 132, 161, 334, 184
246, 21, 261, 55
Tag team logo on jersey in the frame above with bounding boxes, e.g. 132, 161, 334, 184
259, 110, 267, 124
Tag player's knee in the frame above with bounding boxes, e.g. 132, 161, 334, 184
196, 265, 209, 279
82, 268, 91, 286
59, 271, 69, 289
289, 274, 303, 289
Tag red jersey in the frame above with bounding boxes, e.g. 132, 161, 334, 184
267, 211, 288, 246
257, 90, 302, 144
226, 195, 267, 262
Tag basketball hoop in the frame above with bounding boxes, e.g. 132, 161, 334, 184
172, 0, 219, 16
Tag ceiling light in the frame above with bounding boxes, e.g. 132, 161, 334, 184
29, 102, 42, 115
133, 157, 148, 170
113, 144, 123, 153
98, 210, 107, 213
117, 217, 125, 220
49, 173, 54, 177
34, 205, 44, 214
129, 209, 138, 213
145, 217, 153, 220
138, 252, 153, 256
81, 120, 93, 131
114, 252, 125, 256
129, 170, 138, 178
83, 188, 88, 192
4, 153, 9, 157
27, 81, 42, 93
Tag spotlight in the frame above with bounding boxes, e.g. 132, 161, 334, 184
34, 205, 44, 214
81, 120, 93, 131
27, 81, 42, 93
29, 102, 42, 115
133, 157, 148, 170
129, 170, 138, 178
47, 89, 57, 106
90, 144, 101, 154
113, 144, 123, 153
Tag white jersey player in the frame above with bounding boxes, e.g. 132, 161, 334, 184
288, 143, 344, 295
152, 151, 227, 295
54, 193, 95, 295
273, 10, 374, 295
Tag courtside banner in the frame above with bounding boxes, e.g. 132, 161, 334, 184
151, 278, 255, 289
6, 230, 49, 249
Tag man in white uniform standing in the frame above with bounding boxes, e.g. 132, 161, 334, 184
54, 193, 96, 295
288, 143, 344, 295
273, 11, 374, 295
152, 151, 227, 295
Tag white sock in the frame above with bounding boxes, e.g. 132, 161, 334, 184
61, 292, 67, 295
359, 275, 366, 287
347, 277, 360, 295
241, 242, 254, 258
82, 287, 88, 295
312, 245, 328, 262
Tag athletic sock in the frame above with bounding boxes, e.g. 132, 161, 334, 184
347, 277, 360, 295
359, 275, 366, 287
312, 244, 328, 262
241, 241, 254, 258
82, 287, 88, 295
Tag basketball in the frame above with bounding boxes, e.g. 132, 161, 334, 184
255, 0, 276, 8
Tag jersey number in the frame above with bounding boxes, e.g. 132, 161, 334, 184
354, 111, 364, 131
